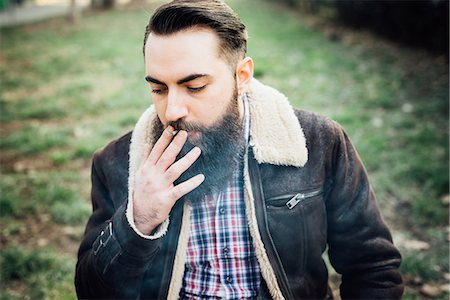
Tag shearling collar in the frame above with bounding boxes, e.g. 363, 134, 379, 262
247, 79, 308, 167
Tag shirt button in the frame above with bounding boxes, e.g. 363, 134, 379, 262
223, 247, 229, 257
219, 207, 225, 214
225, 275, 232, 283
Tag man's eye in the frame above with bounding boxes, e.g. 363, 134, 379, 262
187, 86, 206, 93
151, 89, 167, 95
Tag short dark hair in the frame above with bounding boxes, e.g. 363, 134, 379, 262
143, 0, 247, 67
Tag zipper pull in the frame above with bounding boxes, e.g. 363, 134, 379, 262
286, 193, 303, 209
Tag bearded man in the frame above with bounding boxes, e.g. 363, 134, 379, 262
75, 0, 403, 299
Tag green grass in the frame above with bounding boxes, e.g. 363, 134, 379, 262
0, 172, 90, 222
51, 200, 91, 225
0, 0, 448, 298
0, 246, 76, 300
50, 151, 72, 165
1, 126, 71, 156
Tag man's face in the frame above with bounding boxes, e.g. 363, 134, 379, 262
145, 28, 248, 201
144, 27, 243, 134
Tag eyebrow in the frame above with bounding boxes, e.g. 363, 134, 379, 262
145, 74, 210, 85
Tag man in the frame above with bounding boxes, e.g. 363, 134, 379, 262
75, 0, 403, 299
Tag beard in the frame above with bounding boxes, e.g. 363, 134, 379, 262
150, 90, 244, 204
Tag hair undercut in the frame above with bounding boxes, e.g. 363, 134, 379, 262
143, 0, 248, 67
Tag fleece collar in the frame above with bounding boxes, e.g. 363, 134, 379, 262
246, 79, 308, 167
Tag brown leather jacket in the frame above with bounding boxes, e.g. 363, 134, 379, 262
75, 80, 403, 299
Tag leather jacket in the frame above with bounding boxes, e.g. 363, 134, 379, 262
75, 80, 403, 299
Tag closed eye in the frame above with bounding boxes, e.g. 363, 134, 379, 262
187, 86, 206, 93
151, 88, 167, 95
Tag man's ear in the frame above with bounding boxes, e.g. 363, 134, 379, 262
236, 57, 254, 95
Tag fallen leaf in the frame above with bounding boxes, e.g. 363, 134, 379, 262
37, 238, 49, 247
420, 284, 442, 298
403, 239, 430, 251
440, 283, 450, 292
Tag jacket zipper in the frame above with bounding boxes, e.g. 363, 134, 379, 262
286, 189, 322, 209
266, 188, 323, 209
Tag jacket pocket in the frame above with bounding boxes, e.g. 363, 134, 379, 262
264, 187, 325, 282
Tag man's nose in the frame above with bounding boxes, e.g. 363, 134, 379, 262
165, 90, 188, 122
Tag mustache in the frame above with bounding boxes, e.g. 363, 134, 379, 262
167, 120, 208, 132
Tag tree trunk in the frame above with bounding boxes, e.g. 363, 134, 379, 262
69, 0, 80, 23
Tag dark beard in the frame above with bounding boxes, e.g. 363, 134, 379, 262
150, 93, 244, 204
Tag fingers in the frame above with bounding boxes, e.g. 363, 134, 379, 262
146, 126, 176, 164
169, 174, 205, 201
141, 143, 151, 162
156, 130, 188, 170
165, 146, 201, 182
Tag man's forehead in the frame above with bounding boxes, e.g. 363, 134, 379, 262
144, 28, 227, 81
144, 27, 221, 58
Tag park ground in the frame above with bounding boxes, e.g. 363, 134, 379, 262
0, 0, 449, 298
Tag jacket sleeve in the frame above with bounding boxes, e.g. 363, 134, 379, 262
325, 122, 403, 299
75, 150, 161, 299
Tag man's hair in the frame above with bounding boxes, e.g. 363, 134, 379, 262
143, 0, 247, 67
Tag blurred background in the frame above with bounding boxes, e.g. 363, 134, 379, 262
0, 0, 448, 299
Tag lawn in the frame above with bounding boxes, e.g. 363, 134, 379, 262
0, 0, 448, 298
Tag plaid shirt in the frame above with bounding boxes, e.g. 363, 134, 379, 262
180, 96, 261, 299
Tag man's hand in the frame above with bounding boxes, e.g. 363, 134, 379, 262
133, 126, 204, 235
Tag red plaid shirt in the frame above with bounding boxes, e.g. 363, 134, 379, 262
180, 96, 261, 299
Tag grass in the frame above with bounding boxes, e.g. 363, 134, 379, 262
0, 246, 76, 300
0, 0, 448, 298
1, 126, 71, 156
0, 172, 90, 223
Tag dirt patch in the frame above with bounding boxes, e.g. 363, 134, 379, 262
1, 214, 83, 255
